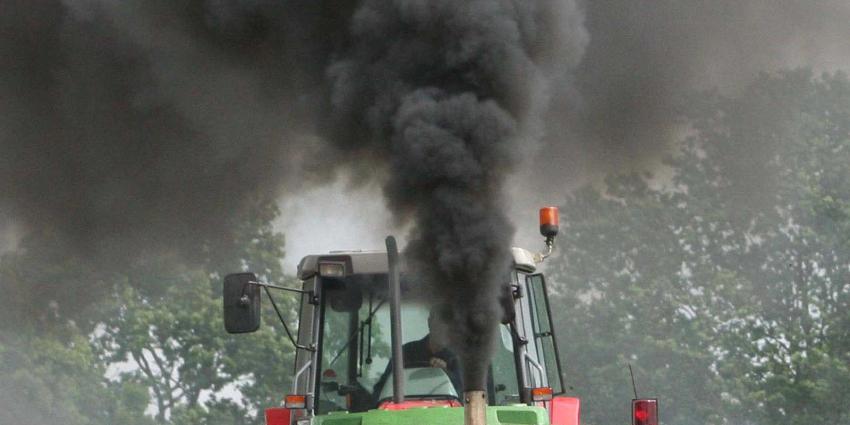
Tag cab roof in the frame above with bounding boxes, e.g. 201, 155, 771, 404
296, 250, 389, 280
296, 248, 537, 280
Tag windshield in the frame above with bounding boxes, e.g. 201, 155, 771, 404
316, 274, 520, 413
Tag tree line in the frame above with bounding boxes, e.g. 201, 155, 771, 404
0, 199, 295, 425
1, 70, 849, 424
549, 69, 850, 425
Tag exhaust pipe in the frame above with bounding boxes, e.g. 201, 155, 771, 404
386, 236, 405, 404
464, 391, 487, 425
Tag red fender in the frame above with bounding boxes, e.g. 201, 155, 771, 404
265, 407, 291, 425
550, 396, 580, 425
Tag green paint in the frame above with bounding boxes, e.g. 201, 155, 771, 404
496, 409, 541, 424
314, 405, 548, 425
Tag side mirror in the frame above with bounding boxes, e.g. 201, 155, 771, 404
223, 272, 261, 333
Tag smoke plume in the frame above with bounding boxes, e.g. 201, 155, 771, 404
320, 0, 585, 391
4, 0, 850, 395
0, 0, 336, 322
0, 0, 586, 391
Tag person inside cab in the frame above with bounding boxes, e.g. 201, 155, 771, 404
373, 308, 463, 400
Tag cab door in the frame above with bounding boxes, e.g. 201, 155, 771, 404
293, 277, 320, 401
524, 273, 565, 395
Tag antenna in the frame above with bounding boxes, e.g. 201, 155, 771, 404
628, 363, 638, 399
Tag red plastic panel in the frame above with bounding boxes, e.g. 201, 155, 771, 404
265, 407, 291, 425
550, 396, 580, 425
378, 399, 463, 410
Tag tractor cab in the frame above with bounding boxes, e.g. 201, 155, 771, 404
287, 248, 564, 415
224, 208, 654, 425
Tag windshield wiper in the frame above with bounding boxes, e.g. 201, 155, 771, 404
358, 294, 375, 376
328, 298, 386, 367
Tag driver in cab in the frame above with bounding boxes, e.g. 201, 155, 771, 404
373, 308, 463, 398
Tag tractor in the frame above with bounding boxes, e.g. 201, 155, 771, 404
223, 207, 658, 425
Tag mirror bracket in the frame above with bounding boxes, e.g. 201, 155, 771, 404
224, 273, 317, 352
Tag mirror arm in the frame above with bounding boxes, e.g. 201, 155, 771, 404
262, 285, 316, 352
249, 280, 311, 295
249, 279, 318, 305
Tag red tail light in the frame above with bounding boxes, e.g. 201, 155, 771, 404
632, 399, 658, 425
539, 207, 559, 238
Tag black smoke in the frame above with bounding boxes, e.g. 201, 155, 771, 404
320, 1, 586, 391
530, 0, 850, 188
1, 0, 587, 391
0, 0, 307, 263
3, 0, 850, 394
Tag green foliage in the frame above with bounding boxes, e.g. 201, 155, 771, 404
0, 198, 296, 424
93, 198, 296, 423
549, 70, 850, 425
5, 70, 850, 425
0, 324, 155, 425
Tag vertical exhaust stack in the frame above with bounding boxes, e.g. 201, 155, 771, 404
386, 236, 405, 404
464, 390, 487, 425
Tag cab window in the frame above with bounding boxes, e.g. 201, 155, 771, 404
527, 273, 564, 394
490, 324, 521, 404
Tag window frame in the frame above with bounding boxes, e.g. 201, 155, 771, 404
526, 273, 566, 395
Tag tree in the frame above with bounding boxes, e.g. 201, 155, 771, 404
681, 70, 850, 425
0, 197, 298, 424
548, 70, 850, 425
0, 323, 155, 425
95, 198, 298, 424
549, 177, 728, 425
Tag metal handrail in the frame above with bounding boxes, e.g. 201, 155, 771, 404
524, 352, 545, 388
292, 359, 313, 395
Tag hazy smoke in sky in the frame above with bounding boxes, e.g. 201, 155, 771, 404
0, 0, 587, 392
0, 0, 337, 322
530, 0, 850, 188
0, 0, 330, 264
3, 0, 850, 392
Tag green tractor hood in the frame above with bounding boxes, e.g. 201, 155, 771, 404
314, 405, 549, 425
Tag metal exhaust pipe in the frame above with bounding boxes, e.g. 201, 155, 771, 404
386, 236, 404, 404
464, 390, 487, 425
